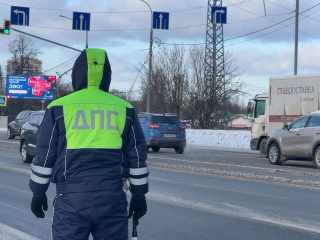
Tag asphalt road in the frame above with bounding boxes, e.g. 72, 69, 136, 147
0, 147, 320, 240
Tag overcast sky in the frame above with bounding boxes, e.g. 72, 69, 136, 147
1, 0, 320, 101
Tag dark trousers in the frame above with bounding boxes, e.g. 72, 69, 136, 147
52, 190, 128, 240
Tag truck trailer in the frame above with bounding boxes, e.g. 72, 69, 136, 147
250, 73, 320, 157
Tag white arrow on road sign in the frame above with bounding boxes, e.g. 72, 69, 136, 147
79, 14, 84, 30
214, 9, 225, 24
159, 14, 163, 29
13, 9, 26, 26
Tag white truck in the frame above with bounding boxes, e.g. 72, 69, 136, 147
249, 73, 320, 157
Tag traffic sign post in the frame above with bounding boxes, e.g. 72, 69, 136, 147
11, 6, 30, 26
153, 12, 169, 30
0, 95, 7, 107
72, 12, 91, 31
211, 7, 227, 24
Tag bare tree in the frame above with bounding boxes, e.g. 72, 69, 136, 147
7, 34, 42, 75
3, 34, 44, 117
140, 44, 189, 117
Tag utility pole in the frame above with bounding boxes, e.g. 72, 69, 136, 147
139, 0, 153, 113
204, 0, 226, 129
294, 0, 299, 75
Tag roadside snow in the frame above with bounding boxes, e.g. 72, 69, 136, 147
186, 129, 250, 149
0, 223, 40, 240
0, 127, 6, 132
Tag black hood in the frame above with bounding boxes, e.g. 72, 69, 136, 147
71, 48, 112, 92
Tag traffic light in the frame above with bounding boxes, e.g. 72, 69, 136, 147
0, 19, 10, 35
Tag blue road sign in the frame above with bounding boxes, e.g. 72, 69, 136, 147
0, 95, 7, 106
153, 12, 169, 30
11, 6, 30, 26
211, 7, 227, 24
73, 12, 90, 31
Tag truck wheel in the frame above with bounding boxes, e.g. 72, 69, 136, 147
268, 143, 280, 165
260, 138, 268, 158
313, 146, 320, 169
7, 127, 15, 139
152, 147, 160, 152
21, 142, 33, 163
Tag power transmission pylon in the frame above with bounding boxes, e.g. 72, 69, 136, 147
204, 0, 227, 129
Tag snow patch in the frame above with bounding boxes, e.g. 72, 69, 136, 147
186, 129, 251, 149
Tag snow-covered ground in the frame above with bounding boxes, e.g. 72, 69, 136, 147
186, 129, 251, 149
0, 127, 251, 149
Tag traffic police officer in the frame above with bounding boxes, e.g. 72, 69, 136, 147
29, 48, 149, 239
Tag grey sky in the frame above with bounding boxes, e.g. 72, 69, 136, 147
1, 0, 320, 99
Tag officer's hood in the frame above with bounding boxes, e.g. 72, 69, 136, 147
72, 48, 112, 92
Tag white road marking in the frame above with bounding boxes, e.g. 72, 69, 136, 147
147, 190, 320, 234
150, 177, 290, 200
0, 140, 20, 144
0, 223, 41, 240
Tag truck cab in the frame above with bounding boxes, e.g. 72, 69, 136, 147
250, 93, 269, 157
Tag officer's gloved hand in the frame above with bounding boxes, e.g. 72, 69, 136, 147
128, 196, 147, 220
31, 194, 48, 218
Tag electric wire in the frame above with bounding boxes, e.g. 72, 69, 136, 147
161, 1, 320, 46
42, 54, 79, 73
265, 0, 320, 24
185, 0, 207, 8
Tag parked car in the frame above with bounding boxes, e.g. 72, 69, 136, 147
138, 112, 186, 154
19, 111, 45, 163
7, 110, 34, 139
267, 111, 320, 169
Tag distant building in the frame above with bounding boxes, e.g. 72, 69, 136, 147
109, 89, 126, 99
7, 58, 42, 75
224, 114, 253, 131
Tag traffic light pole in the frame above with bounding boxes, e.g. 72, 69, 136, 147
11, 28, 81, 52
294, 0, 299, 75
139, 0, 153, 113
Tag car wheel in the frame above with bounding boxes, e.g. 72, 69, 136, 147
7, 127, 15, 139
260, 138, 268, 158
152, 147, 160, 152
313, 146, 320, 169
21, 142, 33, 163
268, 143, 280, 165
175, 147, 184, 154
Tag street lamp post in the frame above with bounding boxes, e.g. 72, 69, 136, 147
60, 15, 88, 49
139, 0, 153, 113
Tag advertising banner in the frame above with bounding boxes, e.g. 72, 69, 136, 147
7, 75, 56, 100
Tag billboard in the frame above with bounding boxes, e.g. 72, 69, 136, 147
7, 75, 56, 100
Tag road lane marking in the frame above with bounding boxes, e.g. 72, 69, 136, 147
148, 162, 320, 189
150, 177, 290, 200
0, 223, 41, 240
147, 190, 320, 234
148, 156, 320, 176
0, 140, 20, 144
0, 163, 31, 174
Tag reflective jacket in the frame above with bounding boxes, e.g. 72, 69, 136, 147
29, 48, 148, 198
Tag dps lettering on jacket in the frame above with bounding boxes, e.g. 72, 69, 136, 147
72, 110, 119, 130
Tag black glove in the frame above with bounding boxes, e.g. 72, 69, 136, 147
128, 196, 147, 220
31, 195, 48, 218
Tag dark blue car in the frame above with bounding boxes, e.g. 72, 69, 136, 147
138, 112, 186, 154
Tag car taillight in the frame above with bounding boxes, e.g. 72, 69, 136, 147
151, 138, 160, 141
179, 125, 186, 130
148, 124, 161, 129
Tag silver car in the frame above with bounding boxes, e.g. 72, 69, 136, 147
267, 111, 320, 169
